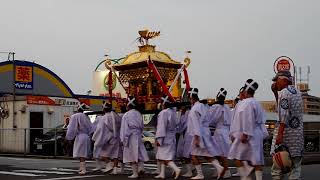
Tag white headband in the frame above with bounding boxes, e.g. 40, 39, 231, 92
217, 89, 227, 97
127, 97, 136, 106
78, 103, 88, 111
189, 88, 198, 96
161, 96, 170, 105
245, 81, 257, 91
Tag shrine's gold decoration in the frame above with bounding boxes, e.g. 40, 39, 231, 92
110, 30, 191, 111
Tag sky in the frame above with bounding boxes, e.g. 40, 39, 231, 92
1, 0, 320, 100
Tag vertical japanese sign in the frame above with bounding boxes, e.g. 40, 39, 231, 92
15, 61, 33, 89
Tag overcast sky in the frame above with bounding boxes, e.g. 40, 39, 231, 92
1, 0, 319, 100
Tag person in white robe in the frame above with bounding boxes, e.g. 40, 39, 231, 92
187, 88, 225, 180
92, 102, 122, 174
228, 79, 268, 180
154, 97, 181, 179
151, 103, 163, 175
120, 96, 149, 178
66, 103, 93, 175
91, 115, 105, 171
207, 88, 232, 178
116, 105, 127, 174
229, 89, 244, 178
176, 103, 194, 177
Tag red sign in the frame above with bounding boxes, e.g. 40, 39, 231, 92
276, 59, 291, 72
27, 96, 80, 106
79, 99, 91, 106
15, 64, 33, 90
16, 66, 32, 82
27, 96, 56, 105
274, 56, 294, 73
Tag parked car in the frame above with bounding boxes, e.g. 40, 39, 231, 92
33, 124, 67, 156
142, 131, 155, 151
304, 131, 319, 152
33, 111, 103, 156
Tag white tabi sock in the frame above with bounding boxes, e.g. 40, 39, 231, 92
238, 167, 252, 180
110, 166, 118, 175
255, 170, 263, 180
128, 163, 139, 178
155, 163, 166, 179
191, 165, 204, 180
242, 161, 254, 177
138, 162, 145, 174
79, 162, 86, 175
211, 159, 224, 179
92, 160, 102, 171
152, 161, 161, 175
168, 161, 181, 179
102, 161, 113, 173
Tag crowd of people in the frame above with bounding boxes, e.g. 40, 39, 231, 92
65, 70, 304, 180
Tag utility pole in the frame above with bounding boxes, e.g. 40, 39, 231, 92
0, 51, 16, 128
11, 52, 17, 128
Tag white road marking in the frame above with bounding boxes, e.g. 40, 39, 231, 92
124, 167, 158, 171
3, 157, 25, 161
122, 163, 157, 167
48, 168, 79, 172
143, 163, 158, 167
209, 167, 237, 169
3, 157, 39, 161
14, 170, 74, 175
38, 175, 104, 180
0, 171, 44, 177
74, 160, 95, 163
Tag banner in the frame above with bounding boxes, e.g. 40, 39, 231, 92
27, 96, 79, 106
15, 61, 33, 90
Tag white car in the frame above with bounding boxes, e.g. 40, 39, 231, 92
142, 131, 155, 151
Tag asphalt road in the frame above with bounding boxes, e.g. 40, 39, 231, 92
0, 156, 320, 180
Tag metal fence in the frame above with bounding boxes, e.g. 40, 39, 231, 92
0, 128, 320, 157
0, 128, 70, 157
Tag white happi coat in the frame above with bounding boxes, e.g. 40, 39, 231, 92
208, 104, 231, 157
271, 85, 304, 157
155, 108, 177, 160
92, 111, 121, 159
66, 112, 93, 158
176, 110, 193, 159
187, 101, 222, 157
120, 109, 149, 163
228, 97, 268, 165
